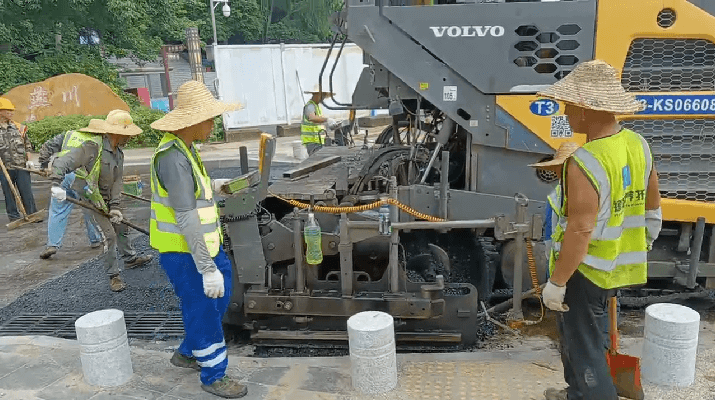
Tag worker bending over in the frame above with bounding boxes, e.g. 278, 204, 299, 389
0, 97, 38, 222
538, 60, 662, 400
301, 85, 338, 155
49, 110, 153, 291
149, 81, 247, 399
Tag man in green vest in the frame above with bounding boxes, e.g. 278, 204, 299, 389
301, 85, 338, 155
149, 81, 247, 399
49, 110, 153, 292
536, 60, 662, 400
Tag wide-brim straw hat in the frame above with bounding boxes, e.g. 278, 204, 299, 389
151, 81, 243, 131
537, 60, 644, 114
304, 84, 335, 95
81, 110, 142, 136
529, 142, 580, 168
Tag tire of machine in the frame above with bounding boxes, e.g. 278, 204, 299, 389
497, 240, 548, 290
473, 237, 500, 302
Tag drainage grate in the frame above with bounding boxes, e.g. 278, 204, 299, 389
0, 312, 185, 340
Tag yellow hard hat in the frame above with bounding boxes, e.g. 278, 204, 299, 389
0, 98, 15, 111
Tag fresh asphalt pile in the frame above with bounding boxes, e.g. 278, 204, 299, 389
0, 236, 176, 325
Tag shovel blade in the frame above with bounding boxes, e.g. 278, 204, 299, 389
607, 352, 644, 400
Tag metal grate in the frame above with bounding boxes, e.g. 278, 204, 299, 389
621, 118, 715, 202
657, 9, 677, 28
0, 312, 185, 340
622, 39, 715, 92
513, 24, 581, 79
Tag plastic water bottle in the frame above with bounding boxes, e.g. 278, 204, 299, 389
378, 204, 392, 236
304, 213, 323, 265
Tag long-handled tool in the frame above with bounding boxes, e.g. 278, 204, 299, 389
11, 165, 50, 177
0, 158, 46, 230
64, 196, 149, 236
121, 191, 150, 203
607, 296, 644, 400
16, 166, 151, 204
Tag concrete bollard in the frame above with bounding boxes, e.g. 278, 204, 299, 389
75, 309, 133, 387
641, 303, 700, 387
347, 311, 397, 394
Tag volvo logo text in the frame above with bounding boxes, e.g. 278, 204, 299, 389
429, 26, 505, 38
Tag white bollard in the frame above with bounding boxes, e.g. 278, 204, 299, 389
641, 303, 700, 387
347, 311, 397, 394
292, 140, 308, 160
75, 309, 133, 387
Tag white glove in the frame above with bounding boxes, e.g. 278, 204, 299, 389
108, 209, 123, 224
326, 118, 338, 129
201, 268, 225, 298
51, 186, 67, 202
542, 280, 569, 312
211, 179, 231, 193
26, 161, 35, 169
645, 207, 662, 250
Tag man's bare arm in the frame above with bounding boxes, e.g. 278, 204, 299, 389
307, 112, 328, 124
549, 160, 599, 286
645, 167, 661, 210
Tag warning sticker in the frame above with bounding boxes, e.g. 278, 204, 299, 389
443, 86, 458, 102
419, 82, 429, 91
550, 115, 573, 138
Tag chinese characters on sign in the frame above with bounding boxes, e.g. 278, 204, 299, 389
27, 86, 52, 122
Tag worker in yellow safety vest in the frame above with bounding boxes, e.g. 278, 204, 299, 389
301, 85, 339, 156
49, 110, 153, 292
149, 81, 248, 399
536, 60, 662, 400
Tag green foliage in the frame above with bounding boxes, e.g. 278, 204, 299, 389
0, 53, 47, 94
25, 114, 97, 150
0, 50, 125, 94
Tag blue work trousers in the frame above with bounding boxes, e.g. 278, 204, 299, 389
160, 247, 232, 385
47, 173, 102, 248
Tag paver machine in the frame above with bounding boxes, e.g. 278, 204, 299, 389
220, 0, 715, 345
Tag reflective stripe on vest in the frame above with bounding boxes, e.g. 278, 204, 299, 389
149, 132, 222, 257
57, 130, 107, 212
300, 100, 325, 144
550, 129, 651, 289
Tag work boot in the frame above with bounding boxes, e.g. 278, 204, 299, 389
170, 351, 201, 371
110, 275, 127, 292
544, 387, 568, 400
201, 376, 248, 399
125, 254, 153, 269
90, 241, 103, 249
39, 246, 58, 260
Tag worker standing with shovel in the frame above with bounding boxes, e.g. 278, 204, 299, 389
49, 110, 153, 292
537, 60, 662, 400
0, 97, 39, 224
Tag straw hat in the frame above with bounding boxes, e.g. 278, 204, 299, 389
537, 60, 644, 114
529, 142, 580, 168
151, 81, 242, 131
304, 84, 335, 95
80, 110, 142, 136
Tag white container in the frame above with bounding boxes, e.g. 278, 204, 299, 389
292, 140, 308, 160
75, 309, 133, 387
347, 311, 397, 394
641, 303, 700, 387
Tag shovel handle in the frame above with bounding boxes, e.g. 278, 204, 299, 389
609, 296, 619, 354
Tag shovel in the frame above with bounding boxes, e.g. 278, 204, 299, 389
0, 157, 46, 230
64, 197, 149, 236
607, 296, 644, 400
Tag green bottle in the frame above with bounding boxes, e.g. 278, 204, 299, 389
304, 212, 323, 265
